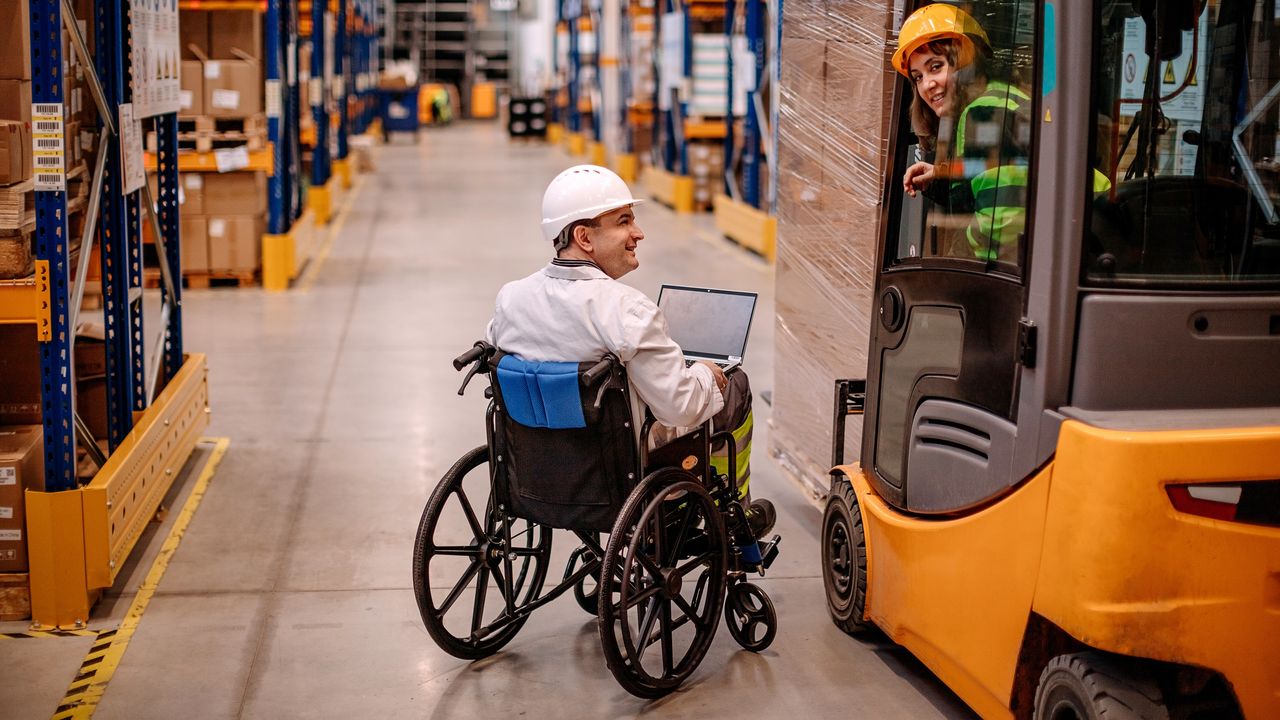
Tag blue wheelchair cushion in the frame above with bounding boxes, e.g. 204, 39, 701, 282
496, 355, 587, 429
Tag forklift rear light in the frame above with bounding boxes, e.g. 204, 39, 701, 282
1166, 481, 1280, 528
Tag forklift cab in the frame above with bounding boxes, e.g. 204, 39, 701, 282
825, 1, 1280, 717
863, 0, 1280, 515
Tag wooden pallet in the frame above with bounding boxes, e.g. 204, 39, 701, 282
148, 114, 268, 154
142, 268, 257, 289
0, 573, 31, 622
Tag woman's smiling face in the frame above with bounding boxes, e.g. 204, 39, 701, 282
909, 47, 952, 117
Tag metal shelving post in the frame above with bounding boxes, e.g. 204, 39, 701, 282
28, 0, 76, 491
726, 0, 764, 207
333, 0, 351, 188
96, 0, 146, 449
311, 0, 333, 223
566, 0, 581, 140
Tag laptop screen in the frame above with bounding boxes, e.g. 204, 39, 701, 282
657, 285, 758, 361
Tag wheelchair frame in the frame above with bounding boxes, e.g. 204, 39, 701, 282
412, 341, 780, 699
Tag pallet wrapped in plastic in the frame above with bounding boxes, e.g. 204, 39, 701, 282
770, 0, 898, 497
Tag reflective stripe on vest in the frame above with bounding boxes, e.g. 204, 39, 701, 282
956, 82, 1032, 260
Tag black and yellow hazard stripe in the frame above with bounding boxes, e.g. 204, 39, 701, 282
44, 437, 230, 720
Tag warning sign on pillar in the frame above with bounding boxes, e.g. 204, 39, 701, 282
32, 104, 66, 192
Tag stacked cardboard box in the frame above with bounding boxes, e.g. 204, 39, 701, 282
688, 141, 724, 211
180, 10, 263, 119
177, 9, 265, 278
769, 0, 897, 496
183, 172, 266, 275
0, 1, 99, 279
0, 426, 43, 575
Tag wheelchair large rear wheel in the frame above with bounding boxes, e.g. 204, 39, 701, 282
413, 445, 554, 659
598, 468, 728, 699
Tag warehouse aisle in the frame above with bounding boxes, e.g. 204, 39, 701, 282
2, 123, 973, 719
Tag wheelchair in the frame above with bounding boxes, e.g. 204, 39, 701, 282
413, 341, 782, 698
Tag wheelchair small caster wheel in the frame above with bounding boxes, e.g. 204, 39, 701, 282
724, 581, 777, 652
568, 543, 601, 614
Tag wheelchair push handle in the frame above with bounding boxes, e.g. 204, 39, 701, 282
453, 343, 489, 372
581, 357, 615, 388
453, 342, 494, 396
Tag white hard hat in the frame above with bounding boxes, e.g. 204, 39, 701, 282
540, 165, 643, 245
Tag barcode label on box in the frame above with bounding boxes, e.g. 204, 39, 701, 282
211, 89, 241, 110
0, 507, 12, 520
213, 146, 250, 173
205, 61, 222, 79
0, 529, 21, 542
179, 90, 193, 110
265, 80, 282, 119
31, 104, 66, 191
209, 218, 227, 238
0, 468, 15, 485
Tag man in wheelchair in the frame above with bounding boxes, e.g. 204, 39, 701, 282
412, 165, 781, 699
486, 164, 774, 541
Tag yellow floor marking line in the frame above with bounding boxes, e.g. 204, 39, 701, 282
296, 175, 367, 293
50, 437, 231, 720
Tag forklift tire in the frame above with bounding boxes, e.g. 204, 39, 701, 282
821, 475, 869, 635
1034, 652, 1170, 720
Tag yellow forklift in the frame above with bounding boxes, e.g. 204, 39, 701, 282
822, 1, 1279, 717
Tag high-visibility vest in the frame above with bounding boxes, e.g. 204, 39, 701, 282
953, 81, 1032, 261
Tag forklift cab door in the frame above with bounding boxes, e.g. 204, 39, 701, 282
862, 0, 1041, 514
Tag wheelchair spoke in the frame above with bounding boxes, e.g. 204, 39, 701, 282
432, 545, 483, 557
674, 551, 715, 579
453, 486, 486, 539
670, 591, 700, 623
634, 550, 666, 583
437, 559, 482, 615
491, 563, 514, 610
634, 595, 662, 664
471, 566, 491, 635
660, 600, 674, 675
663, 503, 700, 566
619, 579, 662, 611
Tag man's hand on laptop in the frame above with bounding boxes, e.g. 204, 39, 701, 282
697, 360, 728, 394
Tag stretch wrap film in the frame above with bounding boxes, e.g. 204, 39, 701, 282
770, 0, 900, 496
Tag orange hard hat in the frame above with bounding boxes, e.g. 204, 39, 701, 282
891, 4, 990, 77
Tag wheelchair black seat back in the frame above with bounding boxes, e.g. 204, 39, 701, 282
413, 342, 781, 699
488, 349, 640, 532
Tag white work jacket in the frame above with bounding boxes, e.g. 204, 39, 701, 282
486, 260, 724, 432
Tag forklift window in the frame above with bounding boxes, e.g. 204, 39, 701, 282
890, 0, 1038, 274
1087, 0, 1280, 286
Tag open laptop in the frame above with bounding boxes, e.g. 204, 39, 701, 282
657, 284, 758, 373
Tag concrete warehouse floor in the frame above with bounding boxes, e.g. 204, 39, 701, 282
1, 122, 974, 719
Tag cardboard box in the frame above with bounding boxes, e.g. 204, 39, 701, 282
206, 215, 262, 272
0, 81, 32, 123
180, 60, 205, 115
203, 60, 261, 118
181, 214, 210, 273
0, 121, 31, 185
202, 172, 265, 215
0, 425, 44, 573
182, 173, 206, 215
209, 11, 261, 59
0, 232, 33, 280
0, 572, 31, 621
180, 9, 210, 60
0, 327, 40, 425
0, 2, 32, 81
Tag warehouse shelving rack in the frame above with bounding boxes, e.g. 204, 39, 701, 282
7, 0, 210, 628
613, 0, 652, 182
561, 0, 604, 162
350, 0, 381, 136
641, 0, 727, 213
711, 0, 778, 260
164, 0, 314, 291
